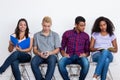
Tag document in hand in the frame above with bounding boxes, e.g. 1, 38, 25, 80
10, 36, 30, 49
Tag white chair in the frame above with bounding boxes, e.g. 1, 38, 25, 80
10, 63, 31, 80
67, 64, 81, 80
40, 63, 56, 80
90, 55, 113, 80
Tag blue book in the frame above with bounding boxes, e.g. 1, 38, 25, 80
10, 36, 18, 46
10, 36, 30, 49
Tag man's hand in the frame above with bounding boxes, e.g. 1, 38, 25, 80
38, 52, 46, 59
63, 53, 70, 58
44, 51, 50, 59
79, 53, 87, 57
38, 51, 51, 59
61, 50, 70, 58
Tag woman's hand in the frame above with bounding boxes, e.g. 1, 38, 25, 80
8, 41, 14, 52
9, 41, 14, 45
16, 46, 22, 52
108, 47, 115, 52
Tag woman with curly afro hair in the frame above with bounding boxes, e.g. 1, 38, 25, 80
90, 16, 118, 80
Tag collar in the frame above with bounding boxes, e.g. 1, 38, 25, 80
40, 30, 52, 37
73, 27, 84, 34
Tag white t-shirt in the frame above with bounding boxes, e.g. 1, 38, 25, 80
10, 33, 33, 55
92, 32, 116, 54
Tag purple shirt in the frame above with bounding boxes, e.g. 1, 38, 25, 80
61, 29, 90, 56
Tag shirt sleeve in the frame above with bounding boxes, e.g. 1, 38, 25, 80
91, 32, 96, 39
54, 33, 61, 48
111, 34, 116, 41
60, 32, 67, 51
84, 35, 90, 55
33, 34, 38, 47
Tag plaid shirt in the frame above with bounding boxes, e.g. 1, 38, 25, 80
61, 29, 90, 56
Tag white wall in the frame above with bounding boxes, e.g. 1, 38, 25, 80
0, 0, 120, 80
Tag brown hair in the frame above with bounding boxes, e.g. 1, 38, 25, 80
15, 18, 29, 39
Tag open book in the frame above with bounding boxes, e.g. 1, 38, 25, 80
97, 47, 114, 52
97, 48, 105, 51
10, 36, 30, 49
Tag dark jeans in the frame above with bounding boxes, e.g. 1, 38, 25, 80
0, 51, 31, 80
58, 54, 89, 80
31, 55, 57, 80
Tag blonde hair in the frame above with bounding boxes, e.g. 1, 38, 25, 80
42, 16, 52, 24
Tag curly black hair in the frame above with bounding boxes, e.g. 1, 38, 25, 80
15, 18, 29, 39
91, 16, 115, 36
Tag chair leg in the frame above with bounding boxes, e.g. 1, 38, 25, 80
40, 66, 45, 78
68, 66, 72, 76
21, 65, 30, 80
40, 64, 56, 80
9, 73, 14, 80
24, 67, 31, 80
68, 65, 80, 80
51, 75, 56, 80
106, 68, 113, 80
9, 63, 31, 80
76, 66, 80, 76
68, 66, 74, 80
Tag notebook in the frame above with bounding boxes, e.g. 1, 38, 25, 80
10, 35, 30, 49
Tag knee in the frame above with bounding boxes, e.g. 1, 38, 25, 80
48, 55, 57, 62
11, 51, 19, 57
31, 56, 39, 67
31, 60, 35, 68
58, 57, 67, 68
103, 58, 111, 68
103, 49, 109, 52
81, 57, 89, 68
11, 61, 19, 67
47, 55, 57, 67
102, 49, 110, 55
105, 58, 110, 64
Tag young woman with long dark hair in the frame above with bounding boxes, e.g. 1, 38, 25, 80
0, 18, 33, 80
